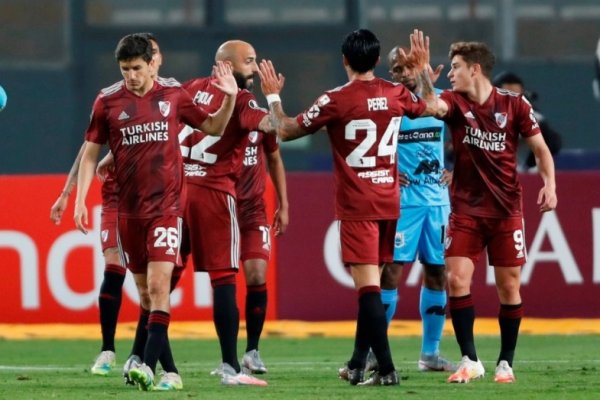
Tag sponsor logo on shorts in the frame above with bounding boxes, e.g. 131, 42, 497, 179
101, 229, 109, 243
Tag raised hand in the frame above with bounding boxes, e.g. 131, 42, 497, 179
401, 29, 430, 73
258, 59, 285, 96
211, 61, 238, 96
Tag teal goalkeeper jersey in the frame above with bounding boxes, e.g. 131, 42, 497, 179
397, 89, 450, 207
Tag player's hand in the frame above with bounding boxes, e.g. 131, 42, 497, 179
258, 60, 285, 96
50, 194, 68, 225
428, 63, 444, 84
402, 29, 430, 73
96, 155, 114, 182
74, 203, 89, 234
211, 61, 238, 96
537, 186, 557, 213
273, 206, 289, 237
398, 171, 410, 186
440, 169, 453, 186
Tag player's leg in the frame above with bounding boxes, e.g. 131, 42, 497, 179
242, 258, 268, 372
492, 266, 522, 383
384, 206, 422, 327
380, 263, 402, 326
488, 216, 526, 383
341, 220, 398, 386
239, 218, 270, 374
91, 212, 123, 376
418, 205, 455, 371
445, 213, 485, 383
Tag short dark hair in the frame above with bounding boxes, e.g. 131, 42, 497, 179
136, 32, 158, 44
341, 29, 380, 73
449, 41, 495, 78
115, 33, 153, 63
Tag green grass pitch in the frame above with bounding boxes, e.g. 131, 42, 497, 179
0, 335, 599, 399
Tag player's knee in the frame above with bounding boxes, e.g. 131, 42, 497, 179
381, 263, 403, 289
423, 263, 447, 290
209, 270, 236, 287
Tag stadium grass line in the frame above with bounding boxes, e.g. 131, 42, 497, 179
2, 318, 600, 340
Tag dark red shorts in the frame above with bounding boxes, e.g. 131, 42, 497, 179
238, 197, 270, 262
339, 219, 396, 266
100, 211, 118, 252
445, 212, 527, 267
117, 215, 183, 274
182, 185, 239, 272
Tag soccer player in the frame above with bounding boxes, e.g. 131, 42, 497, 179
237, 130, 288, 374
421, 40, 557, 383
74, 33, 238, 391
51, 33, 183, 389
373, 45, 455, 372
257, 29, 440, 386
179, 40, 275, 386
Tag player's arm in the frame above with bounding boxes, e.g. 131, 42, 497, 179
50, 141, 86, 225
524, 134, 557, 213
257, 59, 308, 141
96, 151, 114, 182
198, 61, 238, 136
405, 29, 449, 118
266, 148, 289, 236
74, 141, 101, 234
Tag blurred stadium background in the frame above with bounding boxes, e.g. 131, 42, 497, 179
1, 0, 600, 173
1, 0, 600, 325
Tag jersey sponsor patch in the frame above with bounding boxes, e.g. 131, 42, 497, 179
317, 94, 331, 106
398, 127, 442, 143
248, 99, 267, 112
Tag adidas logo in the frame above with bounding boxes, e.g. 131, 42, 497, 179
166, 247, 175, 255
118, 111, 130, 120
464, 111, 475, 119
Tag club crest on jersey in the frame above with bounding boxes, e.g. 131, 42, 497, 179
494, 112, 507, 129
249, 130, 259, 143
159, 101, 171, 117
410, 92, 418, 102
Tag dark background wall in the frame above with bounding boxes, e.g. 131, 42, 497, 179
1, 0, 599, 174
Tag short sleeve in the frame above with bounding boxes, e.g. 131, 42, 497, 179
85, 94, 109, 144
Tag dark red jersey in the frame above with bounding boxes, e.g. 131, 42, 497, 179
297, 78, 426, 220
236, 131, 278, 201
180, 78, 268, 197
85, 77, 208, 218
440, 88, 541, 217
101, 169, 118, 212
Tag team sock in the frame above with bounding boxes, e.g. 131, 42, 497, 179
130, 307, 149, 359
420, 286, 447, 355
449, 294, 478, 361
245, 283, 267, 352
98, 265, 125, 352
144, 310, 170, 373
381, 288, 399, 327
213, 283, 241, 372
498, 303, 523, 367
